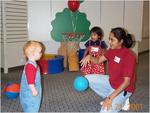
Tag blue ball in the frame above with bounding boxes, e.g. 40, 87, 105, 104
73, 76, 89, 92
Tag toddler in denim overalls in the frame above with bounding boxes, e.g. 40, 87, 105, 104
20, 41, 43, 112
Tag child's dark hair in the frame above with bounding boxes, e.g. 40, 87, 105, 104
111, 27, 133, 48
90, 26, 104, 39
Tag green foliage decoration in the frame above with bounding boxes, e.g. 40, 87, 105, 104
51, 8, 91, 42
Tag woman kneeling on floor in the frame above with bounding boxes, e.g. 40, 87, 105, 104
80, 27, 136, 113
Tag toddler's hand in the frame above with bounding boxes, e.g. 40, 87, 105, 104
32, 89, 38, 96
80, 55, 91, 67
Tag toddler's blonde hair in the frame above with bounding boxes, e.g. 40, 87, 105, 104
23, 40, 43, 58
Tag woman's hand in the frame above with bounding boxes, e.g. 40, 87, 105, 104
101, 97, 112, 111
80, 55, 91, 67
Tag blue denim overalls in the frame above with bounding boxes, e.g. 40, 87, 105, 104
19, 61, 42, 112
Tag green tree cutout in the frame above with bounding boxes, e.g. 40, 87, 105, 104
51, 8, 91, 42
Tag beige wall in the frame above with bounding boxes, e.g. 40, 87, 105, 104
27, 1, 144, 54
139, 1, 149, 53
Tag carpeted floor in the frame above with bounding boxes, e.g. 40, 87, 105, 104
1, 51, 149, 112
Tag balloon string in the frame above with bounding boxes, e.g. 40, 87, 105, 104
71, 12, 76, 33
75, 12, 79, 38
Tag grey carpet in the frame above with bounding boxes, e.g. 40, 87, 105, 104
1, 52, 149, 112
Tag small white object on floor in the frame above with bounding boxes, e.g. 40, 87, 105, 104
100, 101, 103, 105
122, 98, 130, 111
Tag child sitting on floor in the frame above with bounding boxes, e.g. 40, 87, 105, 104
81, 26, 107, 75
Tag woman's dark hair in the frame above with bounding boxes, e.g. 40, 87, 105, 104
90, 26, 104, 39
111, 27, 133, 48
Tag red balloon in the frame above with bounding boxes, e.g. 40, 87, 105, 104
68, 0, 80, 12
